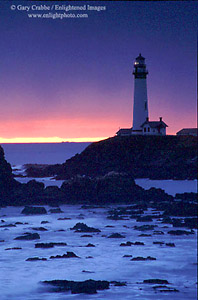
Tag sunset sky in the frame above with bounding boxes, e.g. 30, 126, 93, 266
0, 1, 197, 143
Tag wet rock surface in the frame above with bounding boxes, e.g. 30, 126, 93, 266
143, 279, 169, 284
49, 208, 63, 214
70, 222, 101, 233
108, 233, 125, 238
26, 257, 47, 261
5, 247, 22, 250
168, 229, 194, 235
131, 256, 156, 261
21, 206, 47, 215
42, 279, 110, 294
35, 242, 67, 248
14, 233, 40, 240
50, 251, 80, 259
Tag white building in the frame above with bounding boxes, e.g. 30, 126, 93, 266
141, 117, 167, 135
176, 128, 198, 136
116, 54, 168, 136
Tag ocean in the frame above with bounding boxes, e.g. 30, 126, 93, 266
0, 142, 197, 300
2, 142, 91, 165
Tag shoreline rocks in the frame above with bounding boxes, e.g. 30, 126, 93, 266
14, 233, 40, 240
70, 223, 101, 233
42, 279, 110, 294
50, 252, 80, 259
21, 206, 47, 215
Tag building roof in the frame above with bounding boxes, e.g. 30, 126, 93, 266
116, 128, 132, 135
141, 120, 168, 128
136, 53, 145, 60
176, 128, 198, 135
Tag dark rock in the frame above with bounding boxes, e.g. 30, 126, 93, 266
40, 136, 197, 181
82, 270, 95, 273
61, 176, 97, 203
58, 217, 71, 220
131, 256, 156, 261
49, 208, 63, 214
184, 218, 198, 229
172, 218, 184, 227
110, 281, 127, 286
123, 255, 133, 258
153, 231, 164, 235
85, 243, 95, 247
32, 227, 48, 231
41, 221, 49, 224
161, 216, 172, 224
168, 229, 194, 235
70, 223, 101, 233
153, 241, 164, 245
108, 233, 125, 238
134, 225, 156, 231
166, 243, 175, 247
81, 234, 93, 238
0, 224, 16, 228
163, 202, 197, 217
5, 247, 22, 250
175, 192, 197, 201
120, 241, 133, 247
15, 222, 23, 225
14, 233, 40, 240
138, 234, 152, 237
146, 187, 173, 202
136, 215, 153, 222
143, 279, 169, 284
26, 257, 47, 261
133, 241, 145, 245
0, 145, 20, 206
21, 206, 47, 215
44, 185, 63, 198
50, 251, 79, 259
153, 285, 179, 292
43, 279, 109, 294
120, 241, 144, 246
35, 242, 67, 248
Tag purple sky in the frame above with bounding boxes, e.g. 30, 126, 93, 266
0, 1, 197, 142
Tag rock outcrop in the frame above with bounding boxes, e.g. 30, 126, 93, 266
25, 135, 197, 180
43, 279, 110, 294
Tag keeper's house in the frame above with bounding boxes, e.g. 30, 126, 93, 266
141, 117, 168, 135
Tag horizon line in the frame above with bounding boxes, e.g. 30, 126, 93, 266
0, 136, 109, 144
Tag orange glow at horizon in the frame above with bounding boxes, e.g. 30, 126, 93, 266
0, 110, 196, 143
0, 136, 108, 144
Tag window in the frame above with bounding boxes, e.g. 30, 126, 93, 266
148, 127, 150, 132
144, 128, 146, 132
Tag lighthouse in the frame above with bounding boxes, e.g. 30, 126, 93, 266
132, 54, 149, 133
116, 54, 168, 137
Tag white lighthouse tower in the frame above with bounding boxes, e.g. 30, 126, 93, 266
116, 54, 168, 137
132, 54, 149, 134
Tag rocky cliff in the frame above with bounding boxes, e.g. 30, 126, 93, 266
26, 135, 197, 180
0, 146, 20, 202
